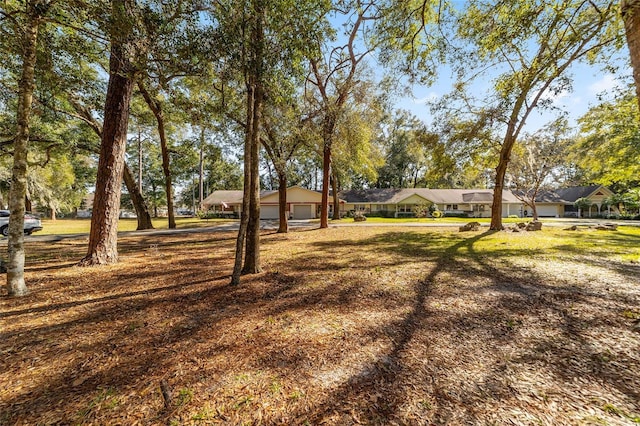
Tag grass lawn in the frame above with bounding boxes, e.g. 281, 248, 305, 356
1, 225, 639, 424
36, 217, 232, 235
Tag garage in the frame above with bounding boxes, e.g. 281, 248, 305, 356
293, 204, 314, 219
260, 205, 280, 219
534, 205, 560, 217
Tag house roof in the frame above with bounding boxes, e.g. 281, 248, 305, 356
202, 186, 344, 207
339, 188, 521, 204
535, 185, 609, 204
203, 186, 609, 208
201, 190, 244, 207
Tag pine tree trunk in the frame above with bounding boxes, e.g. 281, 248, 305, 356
79, 0, 135, 266
622, 0, 640, 110
123, 162, 154, 230
277, 172, 288, 233
6, 1, 41, 296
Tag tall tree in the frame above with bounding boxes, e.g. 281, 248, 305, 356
137, 81, 177, 228
80, 0, 138, 265
622, 0, 640, 109
306, 3, 371, 228
508, 117, 571, 220
376, 110, 434, 189
2, 0, 48, 296
572, 85, 640, 189
261, 99, 308, 233
219, 0, 328, 283
450, 0, 622, 230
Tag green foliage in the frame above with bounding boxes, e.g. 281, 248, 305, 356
574, 197, 592, 210
376, 110, 438, 189
573, 85, 640, 189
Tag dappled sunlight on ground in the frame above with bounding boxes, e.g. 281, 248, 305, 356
1, 226, 639, 424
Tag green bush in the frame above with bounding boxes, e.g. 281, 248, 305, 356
443, 212, 469, 218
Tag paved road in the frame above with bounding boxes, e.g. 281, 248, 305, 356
3, 217, 639, 244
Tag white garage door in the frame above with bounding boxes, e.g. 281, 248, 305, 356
260, 205, 280, 219
293, 204, 313, 219
535, 205, 559, 217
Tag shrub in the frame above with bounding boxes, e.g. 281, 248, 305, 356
443, 212, 469, 218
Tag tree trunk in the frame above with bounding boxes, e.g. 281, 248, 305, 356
490, 133, 517, 230
242, 0, 264, 275
231, 87, 254, 285
6, 1, 41, 296
199, 127, 205, 208
138, 81, 176, 229
320, 145, 331, 228
138, 127, 143, 194
79, 0, 135, 266
122, 162, 154, 230
331, 170, 340, 220
622, 0, 640, 110
277, 172, 288, 233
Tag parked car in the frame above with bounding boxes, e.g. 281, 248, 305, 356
0, 210, 43, 236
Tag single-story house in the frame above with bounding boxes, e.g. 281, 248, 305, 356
202, 185, 614, 219
339, 188, 523, 218
201, 186, 344, 219
533, 185, 615, 218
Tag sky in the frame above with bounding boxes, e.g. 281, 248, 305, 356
391, 57, 632, 134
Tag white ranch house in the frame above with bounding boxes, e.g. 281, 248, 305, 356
201, 185, 615, 219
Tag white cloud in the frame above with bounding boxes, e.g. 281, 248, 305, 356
540, 88, 570, 104
412, 92, 439, 104
588, 74, 619, 95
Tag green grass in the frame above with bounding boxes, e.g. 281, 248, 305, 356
335, 216, 527, 224
36, 217, 233, 236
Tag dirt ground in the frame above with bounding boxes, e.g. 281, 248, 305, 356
1, 226, 639, 425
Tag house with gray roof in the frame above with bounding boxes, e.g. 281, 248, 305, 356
202, 185, 614, 219
531, 185, 614, 217
340, 188, 523, 218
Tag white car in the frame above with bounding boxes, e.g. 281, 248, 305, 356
0, 210, 43, 236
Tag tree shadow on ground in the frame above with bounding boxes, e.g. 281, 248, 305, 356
1, 228, 638, 424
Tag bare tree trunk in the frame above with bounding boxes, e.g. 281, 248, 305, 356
623, 0, 640, 110
123, 163, 154, 229
231, 87, 254, 285
79, 0, 135, 266
138, 127, 143, 194
242, 0, 264, 275
138, 81, 176, 229
6, 1, 42, 296
320, 145, 331, 228
331, 170, 340, 220
490, 132, 517, 230
199, 127, 205, 208
277, 172, 288, 233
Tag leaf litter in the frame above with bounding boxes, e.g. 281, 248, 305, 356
1, 226, 639, 425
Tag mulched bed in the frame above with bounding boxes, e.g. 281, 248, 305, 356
1, 226, 639, 425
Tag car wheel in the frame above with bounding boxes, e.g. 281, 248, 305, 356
1, 226, 8, 237
25, 230, 32, 236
